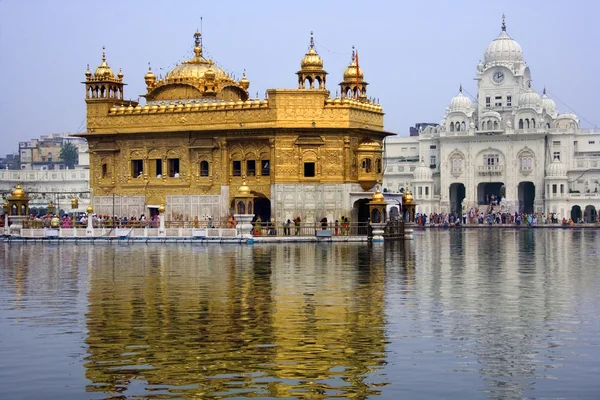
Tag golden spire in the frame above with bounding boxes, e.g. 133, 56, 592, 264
299, 31, 323, 69
193, 30, 202, 56
239, 69, 250, 91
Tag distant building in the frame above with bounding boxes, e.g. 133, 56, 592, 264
0, 153, 19, 170
384, 17, 600, 222
409, 123, 438, 137
18, 133, 89, 170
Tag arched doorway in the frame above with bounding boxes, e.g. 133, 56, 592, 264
389, 206, 400, 221
518, 182, 535, 214
254, 196, 271, 223
353, 198, 370, 235
449, 183, 465, 215
477, 182, 505, 206
584, 205, 597, 223
571, 205, 582, 222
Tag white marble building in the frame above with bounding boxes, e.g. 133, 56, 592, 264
383, 17, 600, 222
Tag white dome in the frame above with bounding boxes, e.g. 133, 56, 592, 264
557, 111, 577, 120
546, 157, 567, 178
519, 87, 541, 109
484, 29, 523, 66
448, 89, 472, 113
480, 110, 502, 120
541, 91, 557, 117
413, 160, 433, 181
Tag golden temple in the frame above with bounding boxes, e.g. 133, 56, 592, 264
78, 31, 393, 223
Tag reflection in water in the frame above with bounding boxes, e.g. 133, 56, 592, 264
83, 244, 388, 398
1, 230, 600, 399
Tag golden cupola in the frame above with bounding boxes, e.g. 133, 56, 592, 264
239, 70, 250, 91
340, 46, 368, 100
144, 63, 156, 89
94, 47, 115, 79
297, 31, 327, 90
144, 30, 249, 102
84, 47, 126, 101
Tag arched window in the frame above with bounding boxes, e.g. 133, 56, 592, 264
487, 120, 492, 130
519, 119, 524, 129
237, 201, 245, 214
525, 118, 530, 129
461, 121, 466, 131
450, 122, 455, 132
456, 122, 461, 132
493, 121, 499, 130
362, 158, 372, 172
376, 158, 382, 173
532, 118, 536, 128
200, 161, 209, 177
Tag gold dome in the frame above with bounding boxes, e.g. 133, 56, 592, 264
94, 47, 115, 79
144, 64, 156, 82
8, 182, 28, 200
300, 32, 324, 70
86, 205, 93, 214
165, 31, 230, 83
238, 180, 251, 196
85, 64, 92, 78
342, 47, 364, 82
158, 204, 165, 214
371, 188, 385, 203
239, 70, 250, 90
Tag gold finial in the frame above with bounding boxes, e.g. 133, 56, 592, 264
148, 62, 152, 71
351, 45, 355, 62
309, 31, 314, 48
193, 30, 202, 56
102, 46, 106, 62
501, 13, 506, 31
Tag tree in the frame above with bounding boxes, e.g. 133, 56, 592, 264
60, 142, 78, 169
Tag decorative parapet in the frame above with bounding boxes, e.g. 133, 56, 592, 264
478, 165, 504, 175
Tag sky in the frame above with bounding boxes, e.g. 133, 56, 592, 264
0, 0, 599, 153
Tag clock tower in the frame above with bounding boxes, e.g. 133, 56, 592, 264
475, 15, 530, 130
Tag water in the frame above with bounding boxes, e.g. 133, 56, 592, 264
1, 229, 599, 399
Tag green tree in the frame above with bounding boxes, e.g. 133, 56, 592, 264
59, 142, 78, 169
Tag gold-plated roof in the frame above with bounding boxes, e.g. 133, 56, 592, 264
371, 188, 385, 203
238, 180, 252, 196
94, 47, 115, 79
300, 32, 324, 70
342, 46, 364, 82
165, 31, 228, 82
8, 182, 28, 201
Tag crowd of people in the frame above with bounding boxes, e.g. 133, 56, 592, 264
416, 207, 599, 227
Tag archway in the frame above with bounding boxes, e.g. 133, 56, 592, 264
477, 182, 504, 206
449, 183, 465, 215
584, 205, 597, 223
389, 206, 400, 221
254, 196, 271, 223
518, 182, 535, 214
571, 205, 582, 222
353, 198, 370, 235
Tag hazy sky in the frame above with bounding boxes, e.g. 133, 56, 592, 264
0, 0, 598, 153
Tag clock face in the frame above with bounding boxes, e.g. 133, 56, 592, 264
492, 70, 505, 84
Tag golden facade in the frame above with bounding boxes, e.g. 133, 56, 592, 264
79, 32, 393, 222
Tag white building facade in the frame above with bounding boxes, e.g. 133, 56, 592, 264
384, 18, 600, 222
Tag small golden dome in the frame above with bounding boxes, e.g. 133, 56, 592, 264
85, 64, 92, 78
158, 204, 165, 214
343, 47, 364, 82
8, 182, 28, 200
144, 64, 156, 83
71, 197, 79, 209
371, 188, 385, 202
238, 180, 251, 196
94, 47, 115, 79
117, 68, 124, 79
300, 32, 324, 70
239, 70, 250, 91
86, 205, 93, 214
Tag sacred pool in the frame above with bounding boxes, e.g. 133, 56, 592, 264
1, 229, 599, 399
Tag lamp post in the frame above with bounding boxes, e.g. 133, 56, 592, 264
47, 201, 55, 216
86, 204, 94, 237
158, 203, 166, 237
